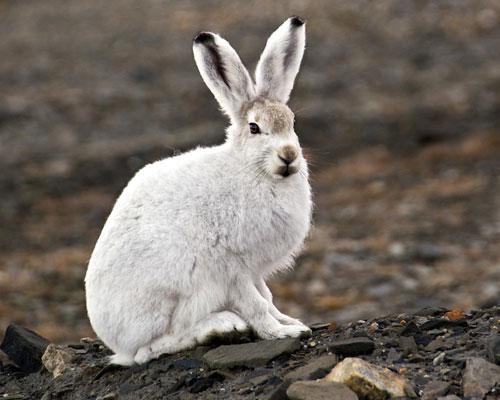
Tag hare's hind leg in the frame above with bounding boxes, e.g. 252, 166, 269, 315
134, 333, 194, 364
191, 310, 248, 343
134, 311, 248, 364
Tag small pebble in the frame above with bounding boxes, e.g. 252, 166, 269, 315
367, 322, 379, 334
433, 352, 446, 366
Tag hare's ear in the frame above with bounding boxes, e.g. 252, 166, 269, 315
255, 16, 306, 104
193, 32, 255, 121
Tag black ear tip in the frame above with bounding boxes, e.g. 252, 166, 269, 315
290, 16, 305, 27
194, 32, 214, 44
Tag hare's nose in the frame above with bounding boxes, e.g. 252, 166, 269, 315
278, 155, 294, 165
278, 145, 298, 165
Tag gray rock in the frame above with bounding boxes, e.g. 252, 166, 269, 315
329, 337, 374, 356
310, 322, 332, 331
248, 372, 272, 387
399, 336, 418, 355
202, 338, 300, 368
420, 318, 467, 331
287, 380, 358, 400
188, 371, 225, 393
172, 358, 202, 370
326, 357, 417, 399
486, 334, 500, 365
0, 324, 50, 373
415, 307, 449, 317
386, 347, 402, 363
268, 382, 289, 400
411, 243, 447, 263
284, 354, 338, 382
422, 380, 450, 400
437, 396, 461, 400
399, 321, 421, 337
425, 338, 453, 352
462, 357, 500, 398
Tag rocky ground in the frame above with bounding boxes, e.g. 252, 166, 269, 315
2, 307, 500, 399
1, 0, 500, 345
2, 1, 500, 397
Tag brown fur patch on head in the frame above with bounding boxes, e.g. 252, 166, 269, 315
245, 98, 294, 135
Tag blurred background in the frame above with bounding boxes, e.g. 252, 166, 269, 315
1, 0, 499, 343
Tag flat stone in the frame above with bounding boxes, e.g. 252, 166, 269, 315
287, 380, 358, 400
329, 337, 374, 356
202, 338, 300, 368
0, 349, 14, 367
437, 396, 461, 400
399, 321, 421, 337
420, 318, 467, 331
415, 307, 449, 317
410, 243, 447, 263
486, 334, 500, 365
414, 332, 433, 346
0, 324, 50, 373
462, 357, 500, 398
325, 357, 417, 399
187, 371, 225, 393
399, 336, 418, 355
268, 382, 290, 400
422, 380, 450, 400
42, 344, 76, 378
310, 322, 332, 331
386, 347, 402, 363
248, 372, 273, 387
172, 358, 202, 370
284, 354, 338, 382
425, 338, 454, 352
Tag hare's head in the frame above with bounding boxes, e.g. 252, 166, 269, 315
193, 17, 306, 179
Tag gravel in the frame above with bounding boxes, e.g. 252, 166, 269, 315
3, 307, 500, 399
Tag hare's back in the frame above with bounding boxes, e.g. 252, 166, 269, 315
87, 146, 230, 278
118, 146, 232, 215
100, 146, 235, 245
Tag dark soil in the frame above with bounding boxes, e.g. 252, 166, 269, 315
2, 307, 500, 399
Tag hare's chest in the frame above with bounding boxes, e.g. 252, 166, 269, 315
271, 185, 311, 240
239, 180, 311, 259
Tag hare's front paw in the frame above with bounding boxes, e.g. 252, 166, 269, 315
259, 323, 311, 340
276, 313, 308, 327
269, 308, 310, 330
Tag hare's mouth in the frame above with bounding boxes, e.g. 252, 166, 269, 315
275, 165, 298, 178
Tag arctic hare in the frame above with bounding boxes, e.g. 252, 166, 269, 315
85, 16, 312, 365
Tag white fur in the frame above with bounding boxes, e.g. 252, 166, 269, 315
255, 17, 306, 103
193, 33, 255, 122
85, 17, 312, 365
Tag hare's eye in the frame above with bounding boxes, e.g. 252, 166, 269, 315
249, 122, 260, 134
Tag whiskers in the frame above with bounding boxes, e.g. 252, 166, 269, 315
298, 168, 309, 181
301, 146, 319, 184
301, 146, 317, 167
223, 148, 312, 187
245, 151, 272, 188
228, 151, 271, 188
293, 104, 315, 118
